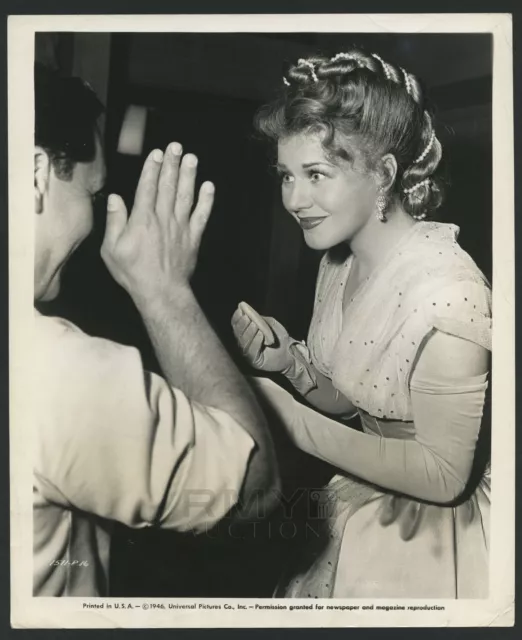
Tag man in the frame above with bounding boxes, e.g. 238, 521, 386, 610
33, 64, 279, 596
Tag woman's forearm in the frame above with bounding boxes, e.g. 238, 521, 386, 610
251, 375, 486, 505
301, 367, 357, 416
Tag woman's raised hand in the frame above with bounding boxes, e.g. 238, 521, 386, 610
231, 302, 295, 374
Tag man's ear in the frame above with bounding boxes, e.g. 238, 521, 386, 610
35, 147, 51, 214
377, 153, 398, 193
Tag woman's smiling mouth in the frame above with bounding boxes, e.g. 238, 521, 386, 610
297, 216, 328, 230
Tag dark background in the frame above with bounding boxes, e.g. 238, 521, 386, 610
35, 31, 493, 597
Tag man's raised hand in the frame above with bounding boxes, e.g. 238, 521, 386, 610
101, 143, 215, 304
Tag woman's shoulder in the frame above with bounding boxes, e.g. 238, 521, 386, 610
393, 224, 492, 352
404, 222, 490, 290
401, 273, 492, 354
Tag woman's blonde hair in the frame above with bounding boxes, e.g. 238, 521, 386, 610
256, 48, 445, 220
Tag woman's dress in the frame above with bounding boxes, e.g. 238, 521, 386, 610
253, 222, 492, 598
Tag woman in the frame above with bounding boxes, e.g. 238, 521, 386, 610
232, 49, 491, 598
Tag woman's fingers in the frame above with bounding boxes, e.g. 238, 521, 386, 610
240, 323, 262, 356
231, 307, 243, 327
239, 302, 275, 346
379, 495, 398, 526
247, 331, 265, 361
232, 309, 264, 357
379, 496, 424, 540
155, 143, 182, 222
399, 502, 424, 541
232, 313, 252, 341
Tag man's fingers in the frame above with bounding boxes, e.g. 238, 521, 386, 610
132, 148, 164, 222
102, 194, 128, 254
190, 181, 215, 246
156, 142, 182, 221
174, 153, 198, 223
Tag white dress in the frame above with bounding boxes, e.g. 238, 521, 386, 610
253, 222, 492, 598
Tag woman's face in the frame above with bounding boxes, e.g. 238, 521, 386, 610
277, 133, 378, 250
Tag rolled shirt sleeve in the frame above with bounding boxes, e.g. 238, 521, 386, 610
34, 313, 254, 533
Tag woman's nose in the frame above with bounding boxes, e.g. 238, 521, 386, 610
286, 180, 313, 213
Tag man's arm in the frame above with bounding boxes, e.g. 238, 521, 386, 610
101, 144, 280, 517
136, 285, 280, 518
34, 313, 256, 532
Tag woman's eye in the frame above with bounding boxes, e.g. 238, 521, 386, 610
280, 173, 294, 184
310, 171, 326, 183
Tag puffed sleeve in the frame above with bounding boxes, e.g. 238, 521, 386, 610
413, 278, 491, 354
34, 314, 254, 533
425, 278, 491, 349
393, 278, 492, 393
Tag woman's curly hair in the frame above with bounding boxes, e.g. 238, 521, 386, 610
255, 48, 444, 220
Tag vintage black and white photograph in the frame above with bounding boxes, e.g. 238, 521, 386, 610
8, 12, 514, 629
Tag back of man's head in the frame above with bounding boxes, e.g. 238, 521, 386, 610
35, 63, 104, 181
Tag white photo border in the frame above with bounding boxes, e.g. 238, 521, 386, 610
9, 12, 515, 628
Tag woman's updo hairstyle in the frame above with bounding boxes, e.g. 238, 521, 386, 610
255, 48, 444, 220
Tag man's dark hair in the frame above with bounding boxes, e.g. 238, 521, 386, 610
35, 62, 104, 180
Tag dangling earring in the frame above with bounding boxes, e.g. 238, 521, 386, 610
375, 190, 388, 222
